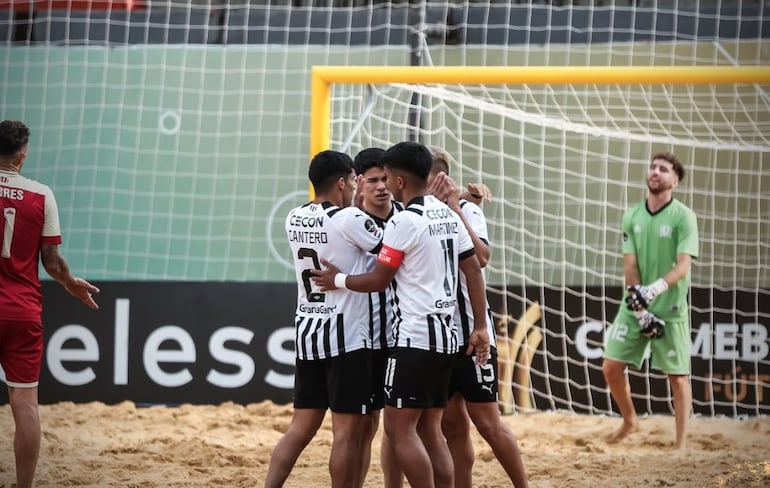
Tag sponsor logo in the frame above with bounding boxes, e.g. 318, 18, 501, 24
434, 298, 457, 309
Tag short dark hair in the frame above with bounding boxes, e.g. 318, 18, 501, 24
652, 151, 685, 182
0, 120, 30, 157
353, 147, 386, 176
308, 150, 354, 194
381, 141, 432, 181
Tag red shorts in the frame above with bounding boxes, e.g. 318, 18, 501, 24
0, 320, 43, 388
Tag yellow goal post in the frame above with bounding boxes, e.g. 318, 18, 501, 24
309, 65, 770, 159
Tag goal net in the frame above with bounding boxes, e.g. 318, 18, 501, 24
1, 1, 768, 416
319, 65, 770, 418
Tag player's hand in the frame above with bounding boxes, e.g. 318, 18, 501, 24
625, 279, 668, 311
65, 277, 100, 309
461, 182, 492, 205
636, 309, 665, 339
429, 171, 451, 202
354, 174, 365, 210
467, 329, 491, 366
310, 258, 340, 291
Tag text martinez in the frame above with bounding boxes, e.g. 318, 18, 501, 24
425, 207, 459, 236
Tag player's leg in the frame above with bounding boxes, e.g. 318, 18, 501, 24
264, 407, 326, 488
384, 406, 433, 487
458, 349, 528, 488
416, 407, 454, 488
602, 318, 648, 443
601, 358, 638, 443
668, 374, 691, 449
651, 320, 692, 449
356, 347, 386, 487
2, 320, 44, 488
356, 409, 380, 487
327, 349, 373, 487
466, 400, 528, 488
264, 358, 328, 488
380, 428, 404, 488
383, 348, 453, 488
441, 395, 473, 487
8, 386, 40, 488
329, 411, 368, 488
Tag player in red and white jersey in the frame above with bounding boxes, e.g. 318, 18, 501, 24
266, 150, 383, 488
428, 147, 529, 488
0, 120, 99, 488
312, 141, 490, 488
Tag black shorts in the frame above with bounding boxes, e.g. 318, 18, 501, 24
448, 348, 499, 403
294, 348, 372, 414
371, 348, 388, 410
384, 347, 455, 409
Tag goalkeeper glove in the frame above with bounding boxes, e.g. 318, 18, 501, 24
635, 309, 665, 339
625, 278, 669, 311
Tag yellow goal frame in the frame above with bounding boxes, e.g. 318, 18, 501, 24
309, 65, 770, 161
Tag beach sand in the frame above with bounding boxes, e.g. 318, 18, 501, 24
1, 401, 769, 487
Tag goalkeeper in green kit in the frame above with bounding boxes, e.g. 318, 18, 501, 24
602, 152, 699, 450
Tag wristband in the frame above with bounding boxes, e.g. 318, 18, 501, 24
334, 273, 348, 290
648, 278, 669, 296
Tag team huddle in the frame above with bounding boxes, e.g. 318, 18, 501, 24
271, 140, 699, 488
0, 119, 698, 488
270, 142, 527, 488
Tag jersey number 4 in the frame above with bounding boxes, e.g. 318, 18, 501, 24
298, 247, 325, 303
0, 207, 16, 258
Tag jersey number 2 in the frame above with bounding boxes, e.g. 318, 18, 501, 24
298, 247, 325, 303
0, 207, 16, 258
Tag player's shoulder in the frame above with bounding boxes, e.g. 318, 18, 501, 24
459, 198, 484, 218
670, 198, 695, 214
1, 172, 52, 196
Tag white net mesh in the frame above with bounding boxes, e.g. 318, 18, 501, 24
329, 72, 770, 417
1, 1, 767, 415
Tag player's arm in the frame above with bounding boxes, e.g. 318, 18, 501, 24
459, 253, 490, 364
626, 253, 693, 311
623, 253, 642, 288
459, 182, 492, 205
311, 258, 397, 293
40, 243, 100, 309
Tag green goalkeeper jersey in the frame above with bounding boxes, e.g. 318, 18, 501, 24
616, 198, 699, 322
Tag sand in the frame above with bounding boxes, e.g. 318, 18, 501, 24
1, 401, 769, 487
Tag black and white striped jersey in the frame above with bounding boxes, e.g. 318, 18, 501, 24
453, 199, 497, 349
286, 201, 383, 360
377, 195, 474, 354
364, 200, 403, 350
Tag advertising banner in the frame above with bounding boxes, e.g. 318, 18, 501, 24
1, 283, 766, 416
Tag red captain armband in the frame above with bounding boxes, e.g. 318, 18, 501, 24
377, 244, 404, 268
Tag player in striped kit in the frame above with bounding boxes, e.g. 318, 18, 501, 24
265, 150, 384, 488
351, 147, 403, 487
312, 141, 490, 488
602, 152, 699, 450
428, 146, 528, 488
0, 120, 100, 488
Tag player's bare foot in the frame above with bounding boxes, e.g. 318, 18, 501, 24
605, 420, 639, 444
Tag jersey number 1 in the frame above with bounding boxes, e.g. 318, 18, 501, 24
1, 207, 16, 258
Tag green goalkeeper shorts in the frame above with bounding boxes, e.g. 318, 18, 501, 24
603, 317, 691, 375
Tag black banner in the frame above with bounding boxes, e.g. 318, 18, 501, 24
489, 287, 770, 416
0, 282, 767, 416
